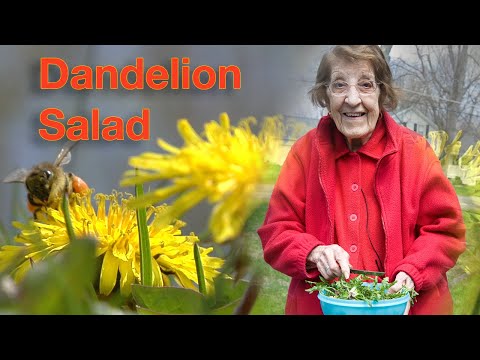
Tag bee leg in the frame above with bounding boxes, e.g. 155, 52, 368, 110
65, 173, 74, 194
27, 193, 43, 218
33, 208, 41, 220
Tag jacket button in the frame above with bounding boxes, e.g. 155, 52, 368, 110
349, 214, 358, 221
350, 245, 358, 253
351, 184, 359, 191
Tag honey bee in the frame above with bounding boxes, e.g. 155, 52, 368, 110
3, 140, 89, 218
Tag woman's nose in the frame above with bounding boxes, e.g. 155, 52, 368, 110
344, 86, 362, 106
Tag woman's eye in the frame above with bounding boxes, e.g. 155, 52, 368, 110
333, 81, 347, 89
359, 81, 374, 89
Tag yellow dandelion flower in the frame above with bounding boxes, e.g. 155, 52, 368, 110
0, 190, 224, 297
120, 112, 284, 244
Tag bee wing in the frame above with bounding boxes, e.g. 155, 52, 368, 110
3, 168, 29, 183
54, 140, 80, 167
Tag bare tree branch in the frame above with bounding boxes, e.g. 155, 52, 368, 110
392, 45, 480, 142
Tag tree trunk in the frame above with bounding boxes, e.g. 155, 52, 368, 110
445, 45, 469, 141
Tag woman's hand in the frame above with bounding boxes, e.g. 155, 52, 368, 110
306, 244, 351, 280
388, 271, 414, 293
388, 271, 415, 315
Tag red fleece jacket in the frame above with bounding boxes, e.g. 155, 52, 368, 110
257, 111, 466, 315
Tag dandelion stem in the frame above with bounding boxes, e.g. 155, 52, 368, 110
62, 192, 76, 242
194, 243, 207, 295
135, 174, 153, 287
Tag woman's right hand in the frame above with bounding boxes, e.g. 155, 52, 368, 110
306, 244, 351, 280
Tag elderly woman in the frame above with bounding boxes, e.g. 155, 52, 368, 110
257, 45, 466, 315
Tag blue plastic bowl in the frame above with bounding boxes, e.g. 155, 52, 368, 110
317, 282, 410, 315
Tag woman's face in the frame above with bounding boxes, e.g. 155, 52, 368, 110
327, 59, 381, 150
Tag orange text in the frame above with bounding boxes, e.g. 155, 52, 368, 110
40, 57, 242, 91
38, 107, 150, 141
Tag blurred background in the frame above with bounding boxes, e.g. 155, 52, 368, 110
0, 45, 332, 236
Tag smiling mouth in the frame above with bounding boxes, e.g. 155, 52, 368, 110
343, 112, 366, 118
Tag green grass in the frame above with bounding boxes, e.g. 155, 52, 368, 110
262, 163, 283, 184
449, 209, 480, 314
453, 183, 480, 196
243, 202, 289, 315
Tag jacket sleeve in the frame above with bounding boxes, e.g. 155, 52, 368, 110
257, 140, 324, 280
393, 145, 466, 292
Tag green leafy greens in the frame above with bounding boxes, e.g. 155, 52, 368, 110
306, 274, 418, 306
